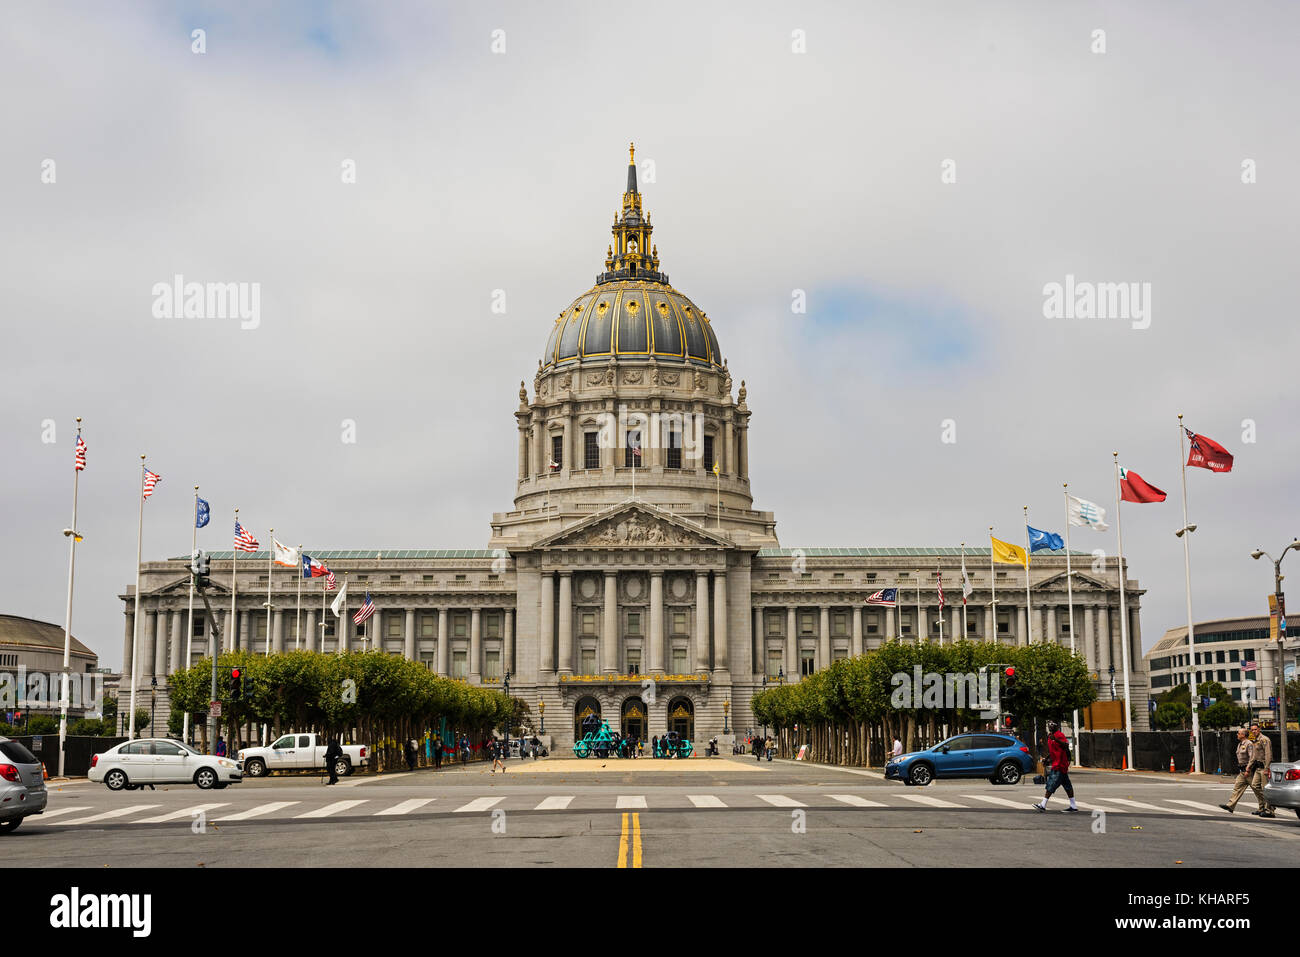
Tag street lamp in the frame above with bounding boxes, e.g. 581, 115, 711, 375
150, 676, 157, 739
538, 699, 545, 735
1176, 522, 1202, 772
1252, 539, 1300, 761
502, 670, 511, 757
722, 699, 730, 735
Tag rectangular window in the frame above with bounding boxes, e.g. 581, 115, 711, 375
581, 649, 597, 675
1060, 622, 1071, 634
422, 574, 434, 582
672, 647, 687, 672
582, 613, 596, 635
323, 621, 335, 638
901, 613, 913, 636
420, 614, 436, 637
800, 649, 816, 676
455, 574, 467, 581
666, 431, 681, 469
1231, 668, 1241, 682
800, 613, 814, 635
256, 617, 267, 639
192, 616, 205, 637
703, 434, 714, 473
454, 614, 468, 638
866, 573, 877, 581
832, 648, 848, 662
485, 614, 501, 639
967, 618, 977, 635
584, 432, 599, 469
389, 574, 401, 582
626, 612, 640, 635
388, 615, 402, 638
551, 435, 563, 470
1229, 649, 1239, 662
626, 649, 641, 674
997, 612, 1010, 635
1215, 650, 1225, 664
420, 654, 436, 670
485, 651, 501, 681
832, 612, 847, 636
624, 429, 642, 468
673, 612, 687, 635
452, 650, 467, 679
767, 649, 783, 678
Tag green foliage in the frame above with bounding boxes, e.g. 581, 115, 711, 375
127, 709, 151, 735
69, 718, 111, 736
101, 695, 118, 723
26, 715, 58, 735
1152, 700, 1190, 730
1158, 681, 1230, 707
167, 709, 185, 738
750, 639, 1095, 730
1201, 699, 1249, 729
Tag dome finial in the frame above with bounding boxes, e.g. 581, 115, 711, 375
629, 141, 635, 166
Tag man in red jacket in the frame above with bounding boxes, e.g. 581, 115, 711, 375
1033, 721, 1078, 813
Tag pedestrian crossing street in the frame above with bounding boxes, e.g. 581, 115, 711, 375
27, 790, 1261, 829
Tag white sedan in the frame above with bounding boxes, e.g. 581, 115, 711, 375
88, 738, 242, 791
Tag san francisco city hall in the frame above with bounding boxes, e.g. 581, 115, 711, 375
120, 148, 1152, 746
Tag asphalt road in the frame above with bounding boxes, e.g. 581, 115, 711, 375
5, 757, 1297, 868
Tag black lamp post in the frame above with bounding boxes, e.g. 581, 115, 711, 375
761, 672, 768, 741
150, 676, 157, 738
722, 699, 730, 735
503, 670, 511, 757
539, 699, 545, 735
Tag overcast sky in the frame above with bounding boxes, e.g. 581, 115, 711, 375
3, 1, 1297, 671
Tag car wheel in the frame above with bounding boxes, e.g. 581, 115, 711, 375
105, 769, 128, 791
336, 758, 352, 777
1294, 809, 1300, 821
194, 768, 218, 790
908, 763, 934, 786
245, 758, 267, 778
0, 818, 21, 834
995, 761, 1022, 786
212, 783, 229, 789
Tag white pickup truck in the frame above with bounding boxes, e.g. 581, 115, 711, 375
238, 733, 369, 778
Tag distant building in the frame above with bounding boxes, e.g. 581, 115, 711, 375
0, 614, 101, 720
1146, 615, 1298, 720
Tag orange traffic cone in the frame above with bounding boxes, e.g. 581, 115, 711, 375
42, 763, 48, 780
1121, 755, 1128, 770
1169, 756, 1175, 773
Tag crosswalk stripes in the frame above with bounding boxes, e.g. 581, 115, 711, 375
535, 795, 575, 810
33, 806, 93, 820
1167, 799, 1230, 814
688, 795, 727, 808
453, 796, 504, 813
961, 794, 1028, 809
373, 798, 435, 816
897, 794, 966, 809
616, 795, 648, 808
49, 805, 160, 826
757, 794, 806, 807
1094, 797, 1197, 816
213, 801, 300, 822
294, 800, 368, 819
827, 794, 887, 808
134, 804, 229, 824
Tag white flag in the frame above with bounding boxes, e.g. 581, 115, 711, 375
272, 539, 300, 567
1067, 495, 1109, 531
960, 555, 973, 603
330, 580, 349, 618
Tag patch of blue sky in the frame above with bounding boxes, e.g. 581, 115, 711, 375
808, 284, 980, 368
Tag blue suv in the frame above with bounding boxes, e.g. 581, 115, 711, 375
885, 733, 1033, 786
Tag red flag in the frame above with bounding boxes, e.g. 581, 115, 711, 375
1118, 466, 1167, 503
1185, 428, 1233, 473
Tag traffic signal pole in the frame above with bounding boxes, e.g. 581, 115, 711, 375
196, 579, 221, 754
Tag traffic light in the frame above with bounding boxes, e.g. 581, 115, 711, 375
1004, 666, 1017, 693
195, 550, 211, 586
230, 667, 243, 700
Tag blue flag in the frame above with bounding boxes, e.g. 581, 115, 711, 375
1027, 525, 1063, 552
195, 497, 211, 528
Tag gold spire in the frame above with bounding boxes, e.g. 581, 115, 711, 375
629, 141, 635, 165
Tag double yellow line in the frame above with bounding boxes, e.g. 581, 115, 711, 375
617, 812, 642, 868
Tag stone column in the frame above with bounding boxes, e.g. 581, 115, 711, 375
818, 606, 830, 670
724, 418, 734, 476
558, 572, 574, 673
851, 605, 863, 657
738, 427, 749, 481
272, 609, 285, 654
404, 608, 417, 661
886, 605, 895, 640
1097, 606, 1112, 682
169, 611, 183, 675
1129, 606, 1143, 674
649, 571, 664, 673
504, 609, 514, 674
224, 609, 236, 652
753, 608, 762, 673
437, 608, 450, 676
1016, 606, 1027, 647
122, 610, 135, 678
562, 416, 572, 475
983, 604, 993, 641
305, 609, 317, 653
713, 569, 728, 673
517, 422, 529, 480
1081, 605, 1094, 670
240, 610, 251, 652
532, 411, 545, 478
151, 610, 165, 680
539, 575, 555, 673
603, 571, 618, 673
695, 572, 710, 672
786, 607, 798, 678
1046, 606, 1057, 646
470, 607, 482, 683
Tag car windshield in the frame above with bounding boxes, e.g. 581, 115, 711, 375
0, 740, 39, 765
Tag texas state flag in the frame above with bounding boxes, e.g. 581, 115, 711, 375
1118, 466, 1167, 503
302, 554, 329, 579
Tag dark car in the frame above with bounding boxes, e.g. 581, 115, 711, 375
885, 732, 1034, 786
0, 736, 49, 833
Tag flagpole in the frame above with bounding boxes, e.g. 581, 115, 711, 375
1023, 506, 1033, 645
128, 455, 146, 740
1177, 415, 1202, 773
715, 464, 721, 530
1063, 483, 1079, 759
183, 485, 198, 746
916, 569, 922, 644
321, 568, 328, 650
960, 543, 968, 644
265, 527, 274, 656
937, 564, 944, 646
1112, 452, 1135, 771
989, 526, 997, 643
231, 507, 239, 660
58, 418, 83, 775
296, 544, 303, 651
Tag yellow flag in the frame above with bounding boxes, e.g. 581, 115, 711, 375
713, 460, 720, 476
991, 536, 1029, 567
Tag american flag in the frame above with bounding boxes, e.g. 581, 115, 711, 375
865, 588, 898, 607
142, 468, 161, 499
325, 568, 337, 591
353, 592, 375, 625
234, 522, 259, 552
937, 572, 945, 611
75, 435, 86, 471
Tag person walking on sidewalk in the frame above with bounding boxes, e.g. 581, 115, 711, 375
324, 737, 343, 786
1220, 727, 1256, 814
1246, 724, 1276, 818
1033, 721, 1078, 813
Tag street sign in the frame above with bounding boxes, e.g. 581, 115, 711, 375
209, 701, 222, 718
1269, 696, 1278, 709
31, 736, 42, 751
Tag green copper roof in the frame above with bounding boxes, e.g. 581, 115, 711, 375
171, 549, 497, 561
755, 547, 1091, 557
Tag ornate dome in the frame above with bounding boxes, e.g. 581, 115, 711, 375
541, 144, 723, 371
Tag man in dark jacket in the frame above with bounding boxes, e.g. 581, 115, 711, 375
404, 738, 418, 772
433, 735, 443, 769
324, 737, 344, 785
1033, 721, 1077, 812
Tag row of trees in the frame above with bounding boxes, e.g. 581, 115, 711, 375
168, 650, 519, 771
750, 639, 1096, 766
